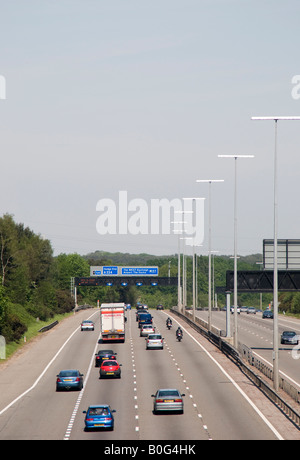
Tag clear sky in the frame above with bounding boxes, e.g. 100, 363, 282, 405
0, 0, 300, 258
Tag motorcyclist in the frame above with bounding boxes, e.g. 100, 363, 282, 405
166, 317, 172, 328
176, 327, 183, 338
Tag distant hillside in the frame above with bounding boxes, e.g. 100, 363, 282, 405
220, 253, 263, 266
84, 250, 263, 267
84, 250, 178, 266
80, 250, 275, 309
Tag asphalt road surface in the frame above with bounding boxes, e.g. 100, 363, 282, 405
196, 309, 300, 389
0, 308, 299, 440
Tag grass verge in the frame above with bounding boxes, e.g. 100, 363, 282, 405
3, 312, 74, 360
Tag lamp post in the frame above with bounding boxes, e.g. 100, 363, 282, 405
218, 155, 254, 348
256, 261, 263, 310
175, 210, 193, 310
180, 237, 193, 309
251, 115, 300, 391
194, 244, 203, 312
172, 220, 187, 312
182, 197, 205, 319
196, 180, 224, 331
211, 250, 219, 309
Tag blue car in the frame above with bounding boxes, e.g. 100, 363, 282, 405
83, 405, 116, 431
56, 369, 84, 391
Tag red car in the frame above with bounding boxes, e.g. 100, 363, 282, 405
99, 360, 122, 379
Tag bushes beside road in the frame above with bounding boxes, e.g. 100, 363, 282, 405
0, 215, 82, 346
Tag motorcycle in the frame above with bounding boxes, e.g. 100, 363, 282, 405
167, 322, 172, 330
176, 331, 182, 342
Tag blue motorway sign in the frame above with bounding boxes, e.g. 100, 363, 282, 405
121, 267, 158, 276
91, 266, 118, 276
102, 266, 119, 275
90, 266, 158, 277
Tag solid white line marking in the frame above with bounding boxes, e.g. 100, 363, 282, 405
0, 311, 99, 417
174, 317, 284, 440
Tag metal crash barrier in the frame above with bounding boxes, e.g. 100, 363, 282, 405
171, 307, 300, 429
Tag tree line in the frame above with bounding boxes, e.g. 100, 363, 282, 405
0, 214, 298, 345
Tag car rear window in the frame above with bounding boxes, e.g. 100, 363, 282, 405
149, 335, 161, 339
158, 390, 179, 397
89, 407, 109, 416
102, 360, 117, 366
59, 370, 78, 377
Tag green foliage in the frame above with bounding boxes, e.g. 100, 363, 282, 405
0, 302, 31, 342
0, 215, 74, 344
279, 291, 300, 315
52, 253, 89, 290
86, 250, 266, 309
4, 212, 300, 350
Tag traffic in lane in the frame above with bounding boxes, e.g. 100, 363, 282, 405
148, 311, 282, 440
195, 309, 300, 388
0, 307, 289, 440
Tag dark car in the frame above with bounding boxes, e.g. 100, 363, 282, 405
56, 369, 84, 391
136, 309, 148, 321
95, 349, 117, 367
281, 331, 299, 345
156, 304, 164, 310
138, 312, 153, 328
83, 405, 116, 431
262, 310, 273, 319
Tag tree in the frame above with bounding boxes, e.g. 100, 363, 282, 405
0, 214, 19, 286
53, 253, 90, 290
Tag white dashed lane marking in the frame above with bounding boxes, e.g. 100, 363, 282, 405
164, 338, 213, 440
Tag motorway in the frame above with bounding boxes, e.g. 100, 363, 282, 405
196, 309, 300, 389
0, 308, 299, 441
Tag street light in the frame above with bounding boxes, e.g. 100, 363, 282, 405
175, 210, 193, 311
172, 220, 187, 312
180, 236, 193, 309
218, 155, 255, 348
183, 198, 204, 319
196, 180, 224, 331
211, 250, 219, 309
251, 115, 300, 391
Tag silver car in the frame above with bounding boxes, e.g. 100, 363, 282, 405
151, 389, 185, 414
81, 320, 95, 331
140, 324, 155, 337
146, 334, 164, 350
